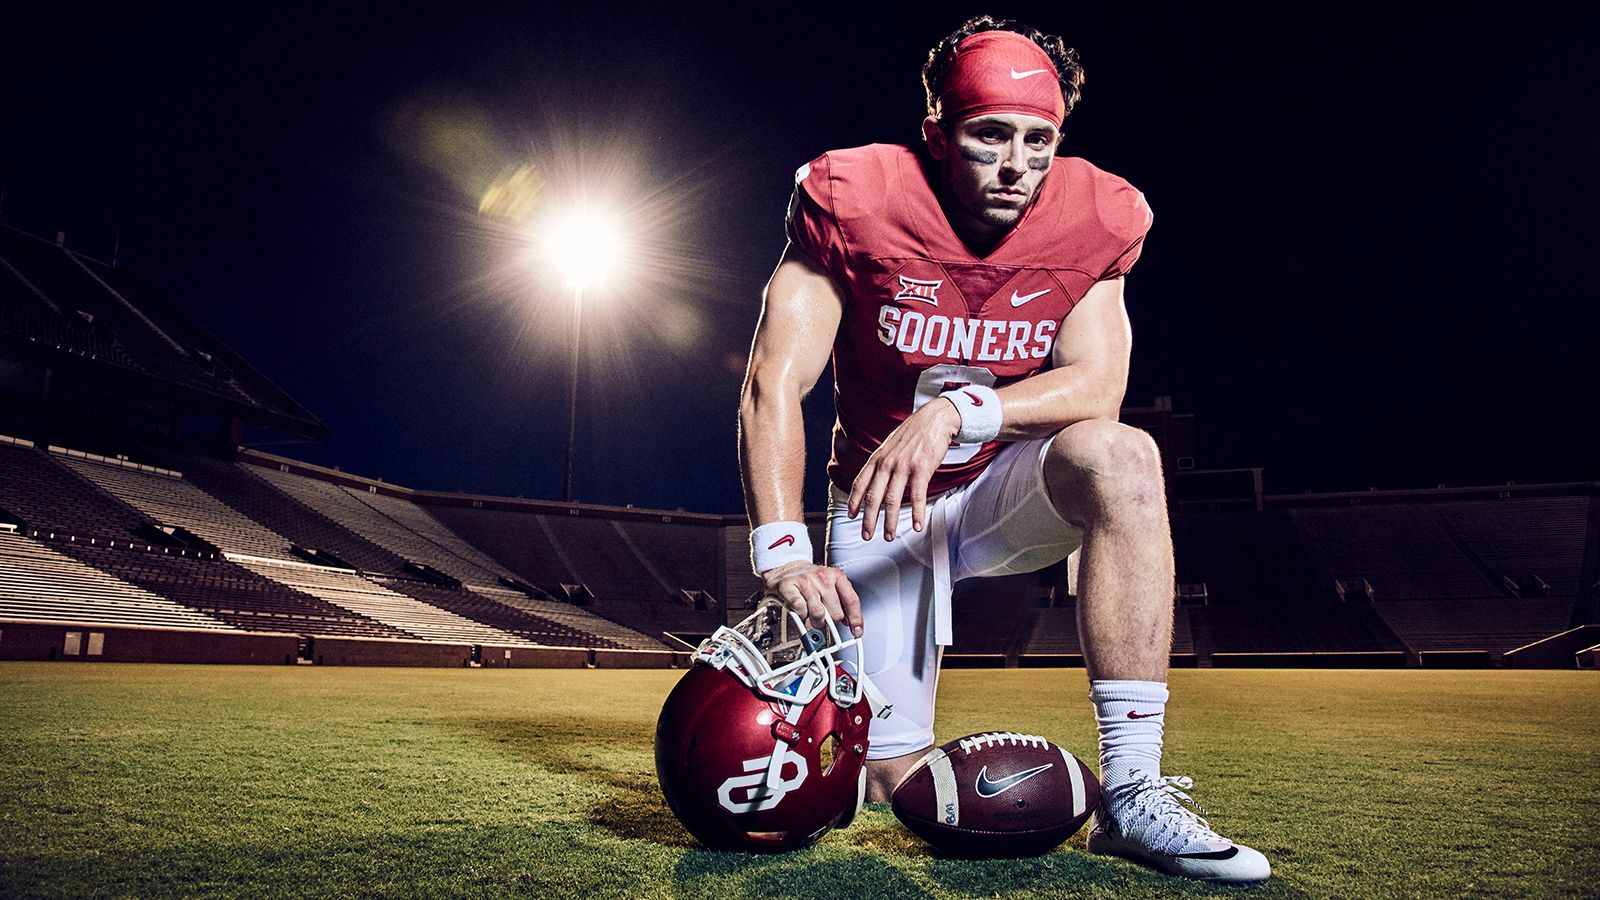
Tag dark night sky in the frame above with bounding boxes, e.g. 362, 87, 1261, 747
4, 3, 1596, 514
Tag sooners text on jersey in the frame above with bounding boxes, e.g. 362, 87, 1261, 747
786, 143, 1153, 496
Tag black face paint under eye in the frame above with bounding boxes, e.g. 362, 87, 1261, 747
1027, 156, 1052, 171
960, 146, 999, 165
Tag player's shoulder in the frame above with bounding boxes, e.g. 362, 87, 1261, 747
1051, 157, 1153, 242
793, 143, 923, 215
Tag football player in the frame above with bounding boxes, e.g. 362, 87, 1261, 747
738, 15, 1270, 883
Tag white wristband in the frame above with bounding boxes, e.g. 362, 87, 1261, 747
940, 384, 1002, 444
751, 521, 813, 575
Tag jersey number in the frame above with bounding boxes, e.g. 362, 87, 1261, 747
913, 364, 996, 466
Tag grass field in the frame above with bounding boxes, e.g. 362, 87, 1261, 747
1, 664, 1596, 898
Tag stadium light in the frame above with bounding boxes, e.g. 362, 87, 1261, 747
547, 210, 626, 289
539, 206, 630, 502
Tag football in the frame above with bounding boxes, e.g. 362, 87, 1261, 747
891, 731, 1100, 857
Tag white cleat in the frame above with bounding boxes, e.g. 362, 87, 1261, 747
1087, 773, 1271, 884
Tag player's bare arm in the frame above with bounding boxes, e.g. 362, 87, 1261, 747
739, 244, 864, 636
848, 276, 1133, 541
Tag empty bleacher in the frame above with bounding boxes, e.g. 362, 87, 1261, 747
229, 557, 532, 646
424, 504, 575, 588
56, 542, 404, 638
1197, 602, 1404, 654
0, 530, 233, 631
474, 587, 666, 650
382, 580, 632, 649
1375, 598, 1576, 657
422, 504, 723, 643
1290, 506, 1496, 600
0, 442, 153, 542
249, 468, 512, 586
165, 455, 412, 576
57, 453, 292, 559
1433, 498, 1588, 597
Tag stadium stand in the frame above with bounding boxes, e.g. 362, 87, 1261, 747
249, 467, 511, 586
0, 225, 323, 436
1375, 598, 1576, 658
1433, 498, 1588, 597
381, 580, 633, 650
423, 502, 722, 644
227, 556, 533, 646
0, 529, 232, 631
57, 452, 291, 559
423, 503, 575, 589
470, 586, 667, 651
159, 454, 412, 576
1290, 506, 1496, 600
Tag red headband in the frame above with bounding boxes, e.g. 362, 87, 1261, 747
936, 30, 1065, 128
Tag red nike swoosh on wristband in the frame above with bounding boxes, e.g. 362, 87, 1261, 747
963, 390, 984, 407
767, 535, 796, 549
1126, 710, 1163, 719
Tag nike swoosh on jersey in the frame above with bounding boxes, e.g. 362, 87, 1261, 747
1010, 289, 1050, 307
1011, 68, 1050, 80
974, 762, 1053, 798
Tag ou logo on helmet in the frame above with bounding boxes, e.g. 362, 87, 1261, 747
716, 750, 809, 813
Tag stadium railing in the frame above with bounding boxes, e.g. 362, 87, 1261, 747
1207, 650, 1407, 668
1502, 625, 1600, 669
1416, 649, 1494, 668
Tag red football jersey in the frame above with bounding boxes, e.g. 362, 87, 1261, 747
787, 143, 1152, 497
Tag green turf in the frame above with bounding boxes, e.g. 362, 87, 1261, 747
0, 664, 1595, 898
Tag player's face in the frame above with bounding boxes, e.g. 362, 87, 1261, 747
925, 113, 1060, 239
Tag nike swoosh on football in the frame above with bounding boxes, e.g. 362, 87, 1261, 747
1011, 68, 1050, 80
974, 763, 1053, 798
1010, 289, 1050, 307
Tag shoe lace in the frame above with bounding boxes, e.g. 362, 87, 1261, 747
1111, 772, 1227, 855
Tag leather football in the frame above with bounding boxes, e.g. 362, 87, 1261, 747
890, 731, 1100, 857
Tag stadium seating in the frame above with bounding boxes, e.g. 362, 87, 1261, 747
1432, 498, 1588, 597
1289, 506, 1496, 600
473, 586, 668, 650
382, 580, 635, 650
165, 455, 412, 576
422, 504, 722, 643
0, 530, 232, 631
0, 441, 153, 542
57, 542, 405, 638
57, 453, 292, 559
423, 504, 574, 587
227, 557, 533, 646
1375, 598, 1576, 657
248, 468, 512, 586
1195, 602, 1404, 654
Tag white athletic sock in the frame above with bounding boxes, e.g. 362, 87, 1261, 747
1090, 679, 1169, 796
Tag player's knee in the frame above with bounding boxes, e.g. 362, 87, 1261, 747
1048, 419, 1162, 484
1046, 420, 1164, 522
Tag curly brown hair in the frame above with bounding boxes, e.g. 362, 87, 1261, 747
922, 14, 1085, 124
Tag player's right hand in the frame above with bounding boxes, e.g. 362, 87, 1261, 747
762, 561, 864, 638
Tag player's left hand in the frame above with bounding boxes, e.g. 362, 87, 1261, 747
848, 398, 962, 541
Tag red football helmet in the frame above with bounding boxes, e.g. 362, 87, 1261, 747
655, 597, 886, 851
